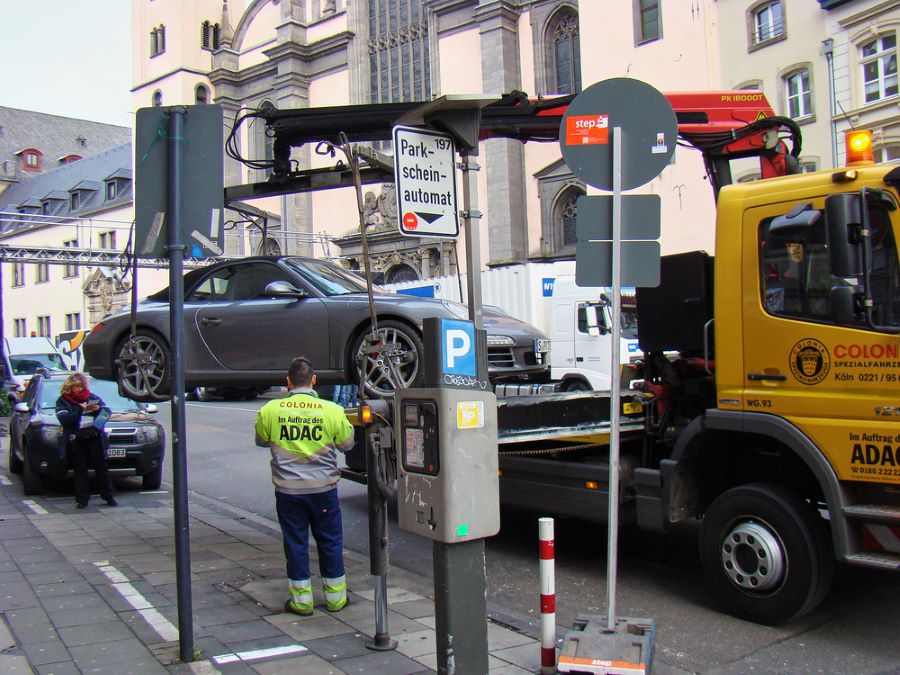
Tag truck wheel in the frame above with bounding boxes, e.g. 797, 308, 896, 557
116, 331, 171, 402
562, 379, 591, 392
351, 320, 424, 397
699, 482, 833, 625
142, 464, 163, 491
22, 445, 44, 495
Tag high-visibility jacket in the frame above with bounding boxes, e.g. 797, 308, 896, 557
254, 387, 354, 494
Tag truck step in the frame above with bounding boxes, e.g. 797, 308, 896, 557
844, 552, 900, 570
843, 504, 900, 524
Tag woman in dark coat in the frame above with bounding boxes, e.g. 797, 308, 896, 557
56, 373, 117, 509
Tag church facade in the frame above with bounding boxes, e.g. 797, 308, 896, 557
132, 0, 596, 283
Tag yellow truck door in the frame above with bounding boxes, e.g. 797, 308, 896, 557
740, 194, 900, 487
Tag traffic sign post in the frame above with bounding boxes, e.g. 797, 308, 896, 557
557, 79, 676, 674
393, 126, 460, 238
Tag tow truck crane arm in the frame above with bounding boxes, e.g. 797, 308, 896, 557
228, 89, 800, 202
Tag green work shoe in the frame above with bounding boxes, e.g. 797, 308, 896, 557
284, 599, 314, 617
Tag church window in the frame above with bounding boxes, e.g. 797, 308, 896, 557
367, 0, 430, 103
547, 9, 580, 95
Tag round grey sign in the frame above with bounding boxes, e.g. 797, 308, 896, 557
559, 78, 677, 191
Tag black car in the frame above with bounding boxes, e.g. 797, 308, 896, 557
8, 373, 165, 495
83, 256, 549, 401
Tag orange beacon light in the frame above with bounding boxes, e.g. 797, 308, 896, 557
845, 129, 874, 166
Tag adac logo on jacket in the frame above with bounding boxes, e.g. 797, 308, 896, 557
789, 338, 831, 385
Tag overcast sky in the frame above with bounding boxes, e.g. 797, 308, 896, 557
1, 2, 133, 127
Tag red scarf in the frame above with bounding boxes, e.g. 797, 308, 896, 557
63, 388, 90, 405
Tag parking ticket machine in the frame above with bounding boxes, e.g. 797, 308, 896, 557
396, 318, 500, 542
396, 387, 499, 542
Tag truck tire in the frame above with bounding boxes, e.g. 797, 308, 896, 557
562, 379, 591, 392
22, 445, 44, 495
699, 482, 833, 625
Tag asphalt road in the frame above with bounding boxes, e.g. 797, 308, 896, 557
10, 396, 900, 674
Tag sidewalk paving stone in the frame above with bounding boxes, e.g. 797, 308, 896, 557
20, 638, 72, 667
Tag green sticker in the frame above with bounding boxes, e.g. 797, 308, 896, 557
456, 523, 469, 537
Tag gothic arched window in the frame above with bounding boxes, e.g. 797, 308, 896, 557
367, 0, 430, 103
548, 9, 581, 95
195, 84, 210, 104
555, 186, 584, 250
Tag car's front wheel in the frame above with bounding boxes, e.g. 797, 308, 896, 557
351, 320, 424, 397
22, 444, 44, 495
142, 464, 163, 490
8, 433, 23, 474
116, 330, 171, 403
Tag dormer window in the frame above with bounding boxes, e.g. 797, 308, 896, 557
17, 148, 42, 172
106, 181, 117, 201
59, 154, 83, 166
71, 192, 80, 210
42, 201, 51, 215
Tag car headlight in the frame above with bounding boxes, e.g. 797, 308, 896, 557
486, 335, 514, 346
133, 426, 160, 444
440, 300, 470, 320
40, 427, 63, 445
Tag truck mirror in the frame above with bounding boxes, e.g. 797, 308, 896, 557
829, 285, 860, 324
825, 193, 863, 277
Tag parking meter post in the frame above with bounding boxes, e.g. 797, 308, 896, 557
365, 411, 397, 652
165, 107, 194, 663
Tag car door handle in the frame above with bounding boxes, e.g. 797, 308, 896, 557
200, 317, 222, 326
747, 372, 787, 382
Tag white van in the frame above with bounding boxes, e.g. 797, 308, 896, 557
548, 275, 641, 391
2, 337, 71, 407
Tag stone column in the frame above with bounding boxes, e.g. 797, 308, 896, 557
476, 1, 527, 266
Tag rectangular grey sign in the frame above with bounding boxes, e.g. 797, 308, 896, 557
576, 194, 661, 241
575, 240, 661, 287
135, 105, 225, 259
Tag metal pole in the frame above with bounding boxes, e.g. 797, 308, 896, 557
365, 425, 397, 651
166, 107, 194, 662
432, 144, 489, 675
606, 127, 623, 631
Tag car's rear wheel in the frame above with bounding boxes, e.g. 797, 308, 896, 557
193, 387, 213, 402
22, 444, 43, 495
351, 320, 424, 397
116, 330, 171, 403
8, 433, 23, 474
142, 464, 163, 491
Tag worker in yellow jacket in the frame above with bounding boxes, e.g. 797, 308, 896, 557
255, 356, 355, 615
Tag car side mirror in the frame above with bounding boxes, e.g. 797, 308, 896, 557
14, 402, 29, 413
144, 403, 159, 414
263, 281, 308, 298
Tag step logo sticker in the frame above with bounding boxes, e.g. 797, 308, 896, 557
789, 338, 831, 385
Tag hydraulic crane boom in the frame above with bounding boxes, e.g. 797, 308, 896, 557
232, 89, 800, 201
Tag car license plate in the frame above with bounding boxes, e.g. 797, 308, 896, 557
107, 448, 127, 458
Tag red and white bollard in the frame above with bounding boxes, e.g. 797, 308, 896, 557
539, 517, 556, 674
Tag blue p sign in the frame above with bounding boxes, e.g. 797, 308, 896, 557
441, 319, 476, 376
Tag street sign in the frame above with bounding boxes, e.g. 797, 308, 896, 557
576, 194, 661, 241
135, 105, 225, 258
558, 78, 677, 191
393, 125, 460, 238
575, 194, 661, 287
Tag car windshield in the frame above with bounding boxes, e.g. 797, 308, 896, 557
283, 258, 369, 296
11, 353, 66, 375
38, 378, 147, 413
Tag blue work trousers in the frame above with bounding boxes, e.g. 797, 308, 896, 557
275, 488, 345, 581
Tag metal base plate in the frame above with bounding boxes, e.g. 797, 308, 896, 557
556, 615, 655, 674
